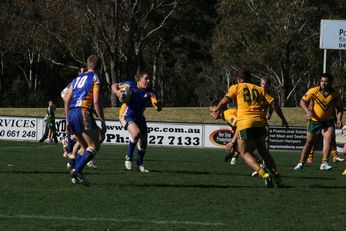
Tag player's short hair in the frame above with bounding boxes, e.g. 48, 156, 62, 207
321, 73, 334, 82
260, 76, 272, 86
135, 70, 149, 82
237, 70, 251, 82
87, 55, 100, 70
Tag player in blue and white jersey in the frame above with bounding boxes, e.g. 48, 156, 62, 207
64, 55, 106, 184
112, 71, 162, 172
61, 68, 99, 170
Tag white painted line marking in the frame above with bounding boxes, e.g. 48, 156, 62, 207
0, 214, 230, 227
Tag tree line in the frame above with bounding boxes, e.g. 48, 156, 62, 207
0, 0, 345, 108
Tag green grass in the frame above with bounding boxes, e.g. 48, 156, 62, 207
0, 107, 324, 126
0, 140, 346, 230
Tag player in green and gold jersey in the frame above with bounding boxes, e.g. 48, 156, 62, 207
294, 73, 343, 171
215, 70, 283, 188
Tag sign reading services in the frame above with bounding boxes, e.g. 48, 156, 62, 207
0, 116, 38, 140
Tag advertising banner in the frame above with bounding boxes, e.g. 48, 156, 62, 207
52, 118, 203, 147
0, 116, 38, 141
204, 124, 232, 148
205, 125, 310, 150
1, 115, 345, 151
268, 126, 307, 150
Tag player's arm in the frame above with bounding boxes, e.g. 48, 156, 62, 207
215, 97, 232, 112
270, 100, 289, 128
151, 94, 162, 112
111, 83, 122, 98
64, 86, 73, 131
225, 129, 237, 154
111, 83, 130, 101
300, 90, 313, 120
335, 106, 343, 129
93, 83, 106, 133
216, 85, 236, 111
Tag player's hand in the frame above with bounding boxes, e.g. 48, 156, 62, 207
225, 141, 235, 153
100, 120, 107, 134
119, 92, 126, 102
336, 120, 342, 129
154, 101, 163, 112
306, 110, 313, 120
114, 90, 123, 99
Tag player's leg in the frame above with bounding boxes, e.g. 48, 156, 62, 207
136, 118, 149, 171
39, 125, 48, 142
74, 129, 99, 172
320, 127, 334, 170
331, 137, 344, 163
52, 125, 58, 143
237, 139, 262, 171
67, 108, 97, 184
294, 121, 320, 170
124, 121, 141, 170
137, 133, 149, 172
264, 125, 270, 151
67, 141, 80, 170
63, 133, 78, 169
294, 132, 316, 169
307, 145, 315, 164
87, 128, 105, 169
47, 127, 53, 143
255, 134, 283, 187
237, 133, 273, 188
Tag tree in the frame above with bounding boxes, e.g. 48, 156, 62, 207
212, 0, 317, 106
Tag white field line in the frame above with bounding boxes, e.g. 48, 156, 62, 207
0, 214, 230, 227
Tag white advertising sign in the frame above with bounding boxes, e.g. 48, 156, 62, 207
104, 121, 203, 147
204, 124, 232, 148
0, 116, 38, 141
2, 115, 345, 151
320, 19, 346, 50
52, 119, 203, 147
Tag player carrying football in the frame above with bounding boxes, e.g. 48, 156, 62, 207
112, 70, 162, 172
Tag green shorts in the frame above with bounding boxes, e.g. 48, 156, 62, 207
307, 120, 334, 135
237, 127, 266, 140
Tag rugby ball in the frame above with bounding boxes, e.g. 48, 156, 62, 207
60, 87, 69, 99
119, 86, 132, 104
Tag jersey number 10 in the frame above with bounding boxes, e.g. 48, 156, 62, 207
73, 76, 88, 89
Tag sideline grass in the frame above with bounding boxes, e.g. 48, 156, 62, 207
0, 140, 345, 230
0, 107, 317, 126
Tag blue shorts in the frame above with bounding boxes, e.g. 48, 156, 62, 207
68, 107, 97, 134
120, 116, 147, 134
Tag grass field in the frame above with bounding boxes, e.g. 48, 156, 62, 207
0, 140, 345, 231
0, 107, 318, 126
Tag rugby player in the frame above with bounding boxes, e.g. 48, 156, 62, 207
112, 70, 162, 173
294, 73, 343, 170
64, 55, 106, 184
215, 70, 283, 188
